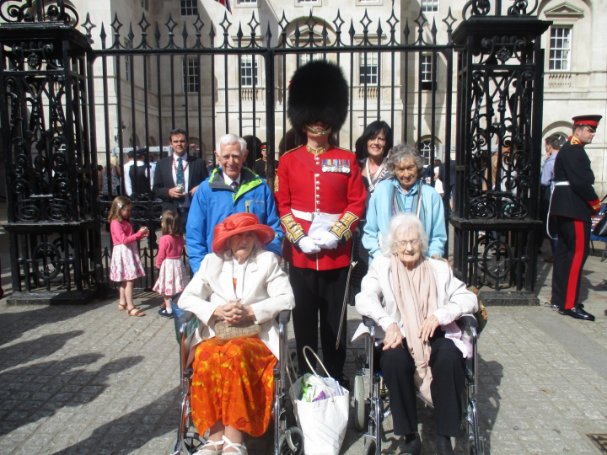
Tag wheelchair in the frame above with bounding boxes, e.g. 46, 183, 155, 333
352, 314, 484, 455
171, 310, 304, 455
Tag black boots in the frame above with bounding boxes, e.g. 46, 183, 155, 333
436, 434, 455, 455
559, 306, 595, 321
398, 433, 421, 455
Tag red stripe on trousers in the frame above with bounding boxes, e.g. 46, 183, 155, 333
565, 220, 585, 310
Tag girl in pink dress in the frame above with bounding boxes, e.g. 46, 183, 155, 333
108, 196, 149, 316
153, 210, 187, 318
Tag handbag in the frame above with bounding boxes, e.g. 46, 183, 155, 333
289, 346, 349, 455
468, 286, 488, 334
214, 320, 260, 341
592, 211, 607, 237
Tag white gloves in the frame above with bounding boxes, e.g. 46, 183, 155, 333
310, 230, 339, 250
297, 236, 321, 254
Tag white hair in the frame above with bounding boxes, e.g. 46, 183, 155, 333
380, 213, 429, 257
216, 133, 247, 156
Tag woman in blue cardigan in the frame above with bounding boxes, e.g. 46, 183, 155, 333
362, 144, 447, 259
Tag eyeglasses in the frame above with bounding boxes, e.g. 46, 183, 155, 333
396, 239, 420, 248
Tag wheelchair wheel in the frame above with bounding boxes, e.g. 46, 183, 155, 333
278, 426, 304, 455
353, 374, 368, 431
183, 430, 204, 454
365, 440, 377, 455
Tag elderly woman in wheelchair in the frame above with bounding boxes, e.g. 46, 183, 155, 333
354, 213, 478, 455
178, 213, 295, 455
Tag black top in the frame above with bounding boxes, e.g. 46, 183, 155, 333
549, 141, 598, 221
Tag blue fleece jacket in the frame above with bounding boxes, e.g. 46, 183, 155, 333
185, 167, 283, 273
362, 177, 447, 258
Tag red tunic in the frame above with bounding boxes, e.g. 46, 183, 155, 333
275, 144, 366, 270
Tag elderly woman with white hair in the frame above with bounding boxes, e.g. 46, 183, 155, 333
180, 212, 295, 455
362, 144, 447, 260
355, 213, 477, 455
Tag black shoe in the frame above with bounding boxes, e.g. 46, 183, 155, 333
398, 433, 421, 455
436, 434, 455, 455
559, 307, 595, 321
548, 303, 559, 311
158, 308, 174, 319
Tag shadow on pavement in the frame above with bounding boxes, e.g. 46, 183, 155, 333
0, 330, 84, 372
0, 304, 100, 346
0, 354, 143, 437
51, 386, 180, 455
476, 354, 503, 454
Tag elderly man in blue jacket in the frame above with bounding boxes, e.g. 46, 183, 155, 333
185, 133, 282, 274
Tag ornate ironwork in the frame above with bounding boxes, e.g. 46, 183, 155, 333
452, 18, 550, 293
0, 24, 101, 303
0, 4, 549, 298
0, 0, 78, 25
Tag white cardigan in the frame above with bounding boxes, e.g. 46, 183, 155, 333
353, 256, 478, 343
179, 250, 295, 358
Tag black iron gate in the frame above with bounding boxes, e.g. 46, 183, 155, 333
0, 0, 549, 303
87, 5, 458, 290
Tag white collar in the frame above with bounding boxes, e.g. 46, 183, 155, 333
223, 172, 241, 186
173, 152, 188, 161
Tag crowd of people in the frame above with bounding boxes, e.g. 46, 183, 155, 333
105, 59, 603, 455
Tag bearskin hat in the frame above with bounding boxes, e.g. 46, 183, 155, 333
287, 60, 349, 133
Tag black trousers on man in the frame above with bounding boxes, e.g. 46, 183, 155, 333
289, 266, 348, 381
380, 332, 465, 437
552, 216, 590, 310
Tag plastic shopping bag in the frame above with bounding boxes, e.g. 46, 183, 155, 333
289, 346, 349, 455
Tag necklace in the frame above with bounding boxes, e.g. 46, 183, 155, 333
365, 158, 385, 191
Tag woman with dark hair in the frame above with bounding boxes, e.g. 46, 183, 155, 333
355, 120, 393, 193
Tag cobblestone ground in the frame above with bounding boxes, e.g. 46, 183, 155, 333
1, 241, 606, 453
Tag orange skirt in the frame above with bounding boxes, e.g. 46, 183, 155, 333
190, 336, 276, 437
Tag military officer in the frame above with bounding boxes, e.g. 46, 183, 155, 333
275, 60, 366, 383
549, 114, 603, 321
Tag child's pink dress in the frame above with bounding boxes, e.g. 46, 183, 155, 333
152, 234, 187, 296
109, 220, 146, 282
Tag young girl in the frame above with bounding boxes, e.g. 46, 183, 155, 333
108, 196, 149, 316
153, 210, 187, 318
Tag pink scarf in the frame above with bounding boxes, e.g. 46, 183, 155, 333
390, 256, 438, 404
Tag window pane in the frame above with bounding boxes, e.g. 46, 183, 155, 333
181, 0, 198, 16
240, 55, 258, 87
421, 55, 433, 82
549, 27, 570, 71
421, 0, 439, 13
359, 54, 379, 85
183, 58, 200, 93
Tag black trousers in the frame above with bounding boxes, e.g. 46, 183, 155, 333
289, 266, 348, 380
551, 216, 590, 310
380, 333, 465, 437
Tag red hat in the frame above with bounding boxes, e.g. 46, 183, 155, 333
212, 213, 275, 254
572, 115, 602, 128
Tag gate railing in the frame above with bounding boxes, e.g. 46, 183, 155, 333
85, 6, 458, 290
0, 0, 549, 301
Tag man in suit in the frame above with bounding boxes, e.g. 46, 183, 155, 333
185, 133, 283, 274
153, 128, 208, 225
548, 115, 603, 321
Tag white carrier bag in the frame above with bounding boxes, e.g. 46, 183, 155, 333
289, 346, 350, 455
